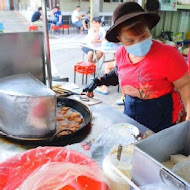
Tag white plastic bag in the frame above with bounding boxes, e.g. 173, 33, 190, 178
17, 162, 108, 190
90, 125, 137, 166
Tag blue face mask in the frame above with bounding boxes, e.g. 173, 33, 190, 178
125, 36, 152, 57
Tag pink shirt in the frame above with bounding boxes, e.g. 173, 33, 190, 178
115, 40, 188, 123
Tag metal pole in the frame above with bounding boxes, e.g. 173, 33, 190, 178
90, 0, 93, 28
100, 0, 103, 12
7, 0, 10, 10
41, 0, 52, 89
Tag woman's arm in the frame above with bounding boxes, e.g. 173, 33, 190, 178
83, 67, 119, 97
173, 72, 190, 120
100, 67, 119, 86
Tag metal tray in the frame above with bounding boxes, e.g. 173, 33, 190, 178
132, 121, 190, 190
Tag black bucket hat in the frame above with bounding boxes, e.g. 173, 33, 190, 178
105, 2, 160, 43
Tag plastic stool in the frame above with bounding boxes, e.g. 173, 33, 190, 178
50, 25, 60, 35
60, 24, 70, 34
28, 25, 38, 31
74, 62, 96, 85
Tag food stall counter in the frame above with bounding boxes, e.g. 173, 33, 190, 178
0, 100, 148, 163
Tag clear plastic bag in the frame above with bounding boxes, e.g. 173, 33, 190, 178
0, 147, 109, 190
103, 145, 134, 190
90, 125, 137, 166
172, 160, 190, 183
17, 162, 108, 190
109, 145, 134, 173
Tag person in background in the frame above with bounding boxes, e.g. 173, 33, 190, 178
72, 6, 88, 34
31, 7, 43, 27
96, 61, 115, 95
84, 7, 90, 29
115, 88, 125, 106
83, 2, 190, 133
96, 60, 125, 105
81, 17, 105, 63
50, 6, 63, 26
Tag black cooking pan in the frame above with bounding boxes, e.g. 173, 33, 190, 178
0, 97, 92, 142
57, 97, 92, 130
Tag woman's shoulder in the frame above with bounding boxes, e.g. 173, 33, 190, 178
115, 45, 126, 60
151, 40, 187, 68
116, 45, 125, 54
152, 40, 178, 55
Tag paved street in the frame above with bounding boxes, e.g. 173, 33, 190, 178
0, 10, 124, 113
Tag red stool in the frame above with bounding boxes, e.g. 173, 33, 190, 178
28, 25, 38, 31
50, 25, 60, 35
74, 62, 96, 85
59, 24, 70, 34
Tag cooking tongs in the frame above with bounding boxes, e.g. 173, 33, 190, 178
53, 86, 77, 96
52, 86, 89, 101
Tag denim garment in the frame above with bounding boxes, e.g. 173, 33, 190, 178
124, 93, 173, 132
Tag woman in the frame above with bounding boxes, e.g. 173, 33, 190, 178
83, 2, 190, 132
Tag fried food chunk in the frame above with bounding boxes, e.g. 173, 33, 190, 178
75, 117, 83, 124
67, 115, 75, 121
70, 123, 80, 128
61, 107, 69, 111
70, 123, 80, 132
72, 112, 80, 117
56, 117, 63, 121
56, 106, 84, 136
60, 122, 68, 128
62, 113, 70, 119
58, 110, 67, 115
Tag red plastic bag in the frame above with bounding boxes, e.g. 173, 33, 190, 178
0, 147, 109, 190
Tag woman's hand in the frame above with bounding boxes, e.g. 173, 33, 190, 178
85, 91, 94, 98
83, 79, 98, 92
82, 78, 103, 97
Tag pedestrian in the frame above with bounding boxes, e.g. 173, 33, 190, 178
82, 2, 190, 133
31, 7, 43, 27
50, 6, 63, 26
72, 6, 88, 34
81, 17, 106, 63
84, 7, 90, 29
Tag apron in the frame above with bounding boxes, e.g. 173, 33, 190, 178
124, 93, 173, 132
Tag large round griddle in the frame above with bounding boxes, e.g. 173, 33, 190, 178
0, 97, 92, 143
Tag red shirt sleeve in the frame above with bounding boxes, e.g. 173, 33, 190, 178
166, 47, 188, 82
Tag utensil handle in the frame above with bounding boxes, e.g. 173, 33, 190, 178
109, 160, 141, 190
